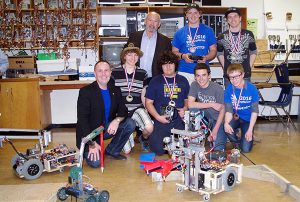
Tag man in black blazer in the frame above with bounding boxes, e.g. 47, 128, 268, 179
76, 60, 135, 167
126, 12, 172, 78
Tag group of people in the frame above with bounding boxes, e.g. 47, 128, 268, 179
76, 4, 260, 168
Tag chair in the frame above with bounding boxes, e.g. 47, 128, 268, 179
259, 63, 297, 130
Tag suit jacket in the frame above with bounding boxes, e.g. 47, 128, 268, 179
127, 30, 172, 77
76, 80, 128, 149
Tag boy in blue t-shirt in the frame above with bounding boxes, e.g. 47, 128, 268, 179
172, 3, 217, 83
224, 63, 259, 152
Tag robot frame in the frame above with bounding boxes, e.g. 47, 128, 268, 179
7, 131, 79, 180
163, 110, 243, 202
57, 126, 109, 202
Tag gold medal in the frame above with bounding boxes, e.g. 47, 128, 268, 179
188, 25, 199, 54
233, 113, 239, 120
189, 47, 196, 53
124, 66, 136, 103
169, 100, 175, 107
126, 94, 133, 102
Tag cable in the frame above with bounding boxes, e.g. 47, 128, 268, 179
4, 137, 29, 161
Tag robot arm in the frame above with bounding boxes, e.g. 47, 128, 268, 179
78, 126, 104, 168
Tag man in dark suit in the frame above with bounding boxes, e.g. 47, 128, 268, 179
126, 12, 172, 78
76, 60, 135, 167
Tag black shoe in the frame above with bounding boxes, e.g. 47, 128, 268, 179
105, 150, 127, 160
139, 136, 151, 153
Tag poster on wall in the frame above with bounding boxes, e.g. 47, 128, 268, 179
247, 19, 258, 39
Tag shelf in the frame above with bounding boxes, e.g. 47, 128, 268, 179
0, 0, 98, 50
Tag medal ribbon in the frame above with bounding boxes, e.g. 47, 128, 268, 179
163, 74, 176, 101
229, 31, 241, 53
124, 66, 136, 96
232, 86, 243, 114
188, 25, 199, 49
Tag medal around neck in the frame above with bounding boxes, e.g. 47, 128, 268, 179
189, 47, 196, 53
233, 113, 239, 120
126, 94, 133, 102
169, 100, 175, 107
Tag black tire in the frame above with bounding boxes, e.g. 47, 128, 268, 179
57, 187, 68, 201
99, 190, 110, 202
222, 167, 237, 191
176, 186, 183, 193
203, 194, 210, 201
21, 159, 44, 180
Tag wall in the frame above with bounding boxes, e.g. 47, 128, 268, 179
221, 0, 265, 38
47, 1, 300, 124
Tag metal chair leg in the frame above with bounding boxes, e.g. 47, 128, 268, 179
282, 107, 297, 130
273, 107, 288, 128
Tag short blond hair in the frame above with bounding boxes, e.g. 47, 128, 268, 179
227, 63, 244, 75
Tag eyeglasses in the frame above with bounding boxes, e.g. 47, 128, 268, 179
228, 73, 242, 80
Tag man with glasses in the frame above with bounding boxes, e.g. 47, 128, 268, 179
224, 63, 259, 153
188, 63, 227, 151
217, 7, 257, 87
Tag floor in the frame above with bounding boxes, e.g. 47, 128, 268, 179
0, 120, 299, 202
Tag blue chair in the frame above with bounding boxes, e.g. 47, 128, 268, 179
259, 63, 297, 130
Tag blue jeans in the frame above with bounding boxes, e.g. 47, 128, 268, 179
209, 119, 227, 151
149, 117, 185, 156
226, 118, 253, 153
84, 118, 135, 168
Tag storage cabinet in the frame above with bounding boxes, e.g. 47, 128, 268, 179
0, 78, 51, 130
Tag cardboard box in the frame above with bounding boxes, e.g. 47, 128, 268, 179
37, 58, 80, 75
79, 65, 95, 81
8, 56, 36, 69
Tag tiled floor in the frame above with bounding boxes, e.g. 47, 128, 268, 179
0, 120, 299, 202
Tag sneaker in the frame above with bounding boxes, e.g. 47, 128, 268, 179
139, 135, 151, 153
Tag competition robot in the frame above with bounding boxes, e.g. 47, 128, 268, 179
163, 110, 242, 201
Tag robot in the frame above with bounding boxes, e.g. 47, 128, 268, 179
57, 126, 110, 202
163, 110, 243, 201
7, 132, 79, 180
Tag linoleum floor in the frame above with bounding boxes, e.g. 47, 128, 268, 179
0, 120, 299, 202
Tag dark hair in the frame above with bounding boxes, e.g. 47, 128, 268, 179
94, 60, 111, 71
194, 63, 211, 75
158, 51, 179, 72
225, 7, 241, 18
185, 3, 202, 14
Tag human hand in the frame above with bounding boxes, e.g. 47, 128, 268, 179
209, 128, 218, 141
197, 55, 207, 63
183, 54, 194, 63
177, 108, 185, 118
88, 142, 101, 161
156, 115, 170, 124
107, 119, 119, 135
224, 123, 234, 135
245, 130, 253, 142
